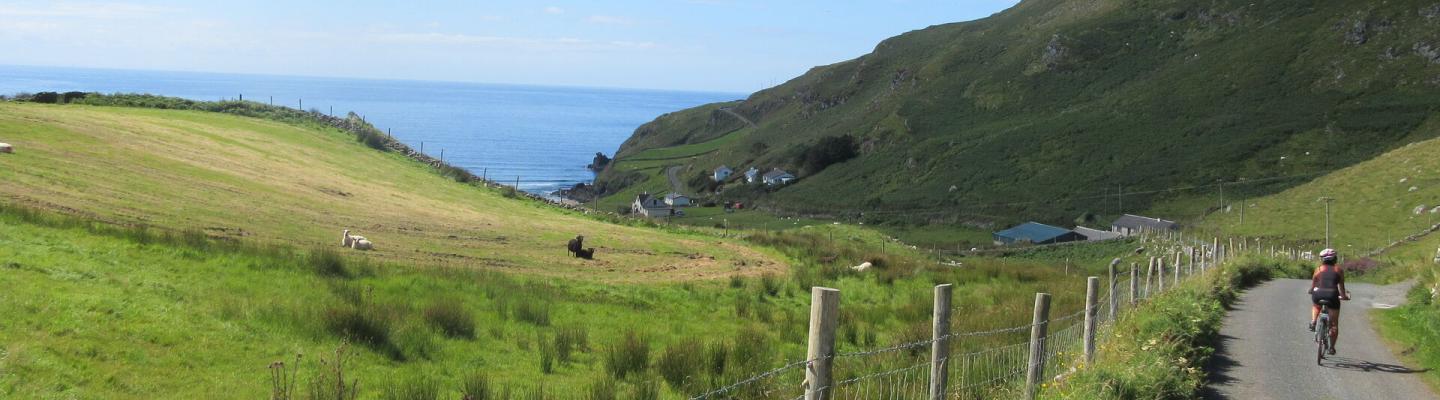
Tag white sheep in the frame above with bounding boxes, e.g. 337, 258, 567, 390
852, 262, 872, 272
341, 229, 372, 250
0, 143, 11, 154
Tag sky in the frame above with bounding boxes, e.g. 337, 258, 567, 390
0, 1, 1022, 93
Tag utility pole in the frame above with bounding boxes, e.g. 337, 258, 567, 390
1319, 197, 1335, 248
1218, 181, 1225, 211
1117, 184, 1123, 215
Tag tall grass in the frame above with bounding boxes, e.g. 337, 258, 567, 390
423, 298, 476, 339
604, 330, 651, 380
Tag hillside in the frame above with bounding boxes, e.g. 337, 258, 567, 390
0, 102, 777, 282
599, 0, 1440, 225
1199, 115, 1440, 257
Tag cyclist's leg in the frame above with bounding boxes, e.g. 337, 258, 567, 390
1328, 307, 1340, 347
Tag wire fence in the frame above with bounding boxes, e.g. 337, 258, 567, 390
689, 232, 1249, 400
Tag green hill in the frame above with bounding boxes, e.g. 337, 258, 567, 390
0, 100, 1138, 398
599, 0, 1440, 226
0, 102, 778, 282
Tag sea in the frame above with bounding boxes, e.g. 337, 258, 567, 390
0, 65, 740, 195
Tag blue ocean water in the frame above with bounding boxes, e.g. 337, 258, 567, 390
0, 65, 739, 194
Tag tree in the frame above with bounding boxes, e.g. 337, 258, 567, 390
798, 135, 859, 175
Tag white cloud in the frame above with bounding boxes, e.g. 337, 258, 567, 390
543, 6, 564, 14
585, 15, 634, 25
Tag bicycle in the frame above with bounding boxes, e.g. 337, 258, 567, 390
1314, 299, 1332, 365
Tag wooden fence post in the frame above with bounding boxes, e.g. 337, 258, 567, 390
1144, 257, 1155, 298
1084, 277, 1099, 365
1173, 251, 1181, 286
1108, 259, 1120, 320
1024, 293, 1052, 400
1129, 262, 1139, 305
1157, 256, 1166, 293
805, 287, 840, 400
929, 284, 953, 400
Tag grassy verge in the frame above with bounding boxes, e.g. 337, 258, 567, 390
1043, 256, 1307, 399
1372, 256, 1440, 392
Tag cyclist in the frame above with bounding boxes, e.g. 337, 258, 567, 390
1307, 248, 1350, 355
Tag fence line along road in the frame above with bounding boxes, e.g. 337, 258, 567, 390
689, 232, 1283, 400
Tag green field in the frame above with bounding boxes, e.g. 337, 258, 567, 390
0, 101, 1141, 398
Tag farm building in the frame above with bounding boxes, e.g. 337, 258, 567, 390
1073, 226, 1122, 241
993, 222, 1084, 245
664, 192, 691, 207
1110, 214, 1179, 237
744, 167, 761, 184
762, 169, 795, 186
631, 193, 672, 218
713, 165, 733, 182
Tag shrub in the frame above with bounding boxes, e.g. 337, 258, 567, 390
459, 372, 491, 400
704, 340, 730, 377
656, 339, 703, 391
307, 342, 359, 400
604, 330, 650, 379
796, 135, 858, 175
30, 91, 59, 104
394, 321, 439, 360
423, 298, 476, 339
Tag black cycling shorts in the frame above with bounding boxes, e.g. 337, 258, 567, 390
1312, 291, 1341, 310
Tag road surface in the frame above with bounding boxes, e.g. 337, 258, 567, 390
666, 165, 685, 195
1203, 279, 1435, 399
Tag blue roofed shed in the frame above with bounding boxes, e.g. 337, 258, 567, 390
993, 222, 1084, 245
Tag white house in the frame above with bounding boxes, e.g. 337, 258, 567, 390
713, 165, 733, 182
744, 167, 761, 184
664, 192, 691, 207
631, 193, 671, 218
762, 169, 795, 186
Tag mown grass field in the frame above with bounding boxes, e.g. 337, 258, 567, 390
0, 103, 777, 283
0, 101, 1144, 398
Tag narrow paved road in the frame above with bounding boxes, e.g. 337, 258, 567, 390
1204, 279, 1435, 399
665, 165, 685, 195
718, 107, 758, 128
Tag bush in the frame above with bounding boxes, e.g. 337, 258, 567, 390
423, 298, 476, 339
796, 135, 858, 175
604, 330, 650, 379
759, 273, 782, 296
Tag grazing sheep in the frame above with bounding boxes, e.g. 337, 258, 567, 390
0, 143, 11, 154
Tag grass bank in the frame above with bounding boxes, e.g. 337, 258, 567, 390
1043, 256, 1307, 399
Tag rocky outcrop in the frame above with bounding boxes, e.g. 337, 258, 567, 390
1041, 34, 1069, 70
1416, 42, 1440, 64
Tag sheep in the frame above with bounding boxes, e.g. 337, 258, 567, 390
0, 143, 11, 154
341, 229, 372, 250
851, 262, 872, 272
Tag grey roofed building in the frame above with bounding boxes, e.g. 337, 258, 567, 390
1110, 214, 1179, 236
1074, 226, 1122, 241
631, 192, 671, 218
762, 169, 795, 185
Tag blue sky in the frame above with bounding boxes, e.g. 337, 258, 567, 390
0, 1, 1020, 92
